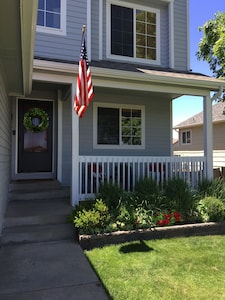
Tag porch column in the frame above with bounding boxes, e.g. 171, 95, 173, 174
71, 82, 79, 206
203, 94, 213, 179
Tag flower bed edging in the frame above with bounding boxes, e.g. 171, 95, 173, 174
79, 221, 225, 250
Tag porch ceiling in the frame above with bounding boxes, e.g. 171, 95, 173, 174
0, 0, 37, 96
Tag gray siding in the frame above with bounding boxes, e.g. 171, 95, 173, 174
79, 89, 171, 156
174, 0, 188, 70
35, 0, 188, 71
34, 0, 87, 62
0, 71, 11, 234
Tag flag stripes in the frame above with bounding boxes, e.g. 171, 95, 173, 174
74, 36, 94, 118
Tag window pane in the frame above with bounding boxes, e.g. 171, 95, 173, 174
37, 11, 44, 26
111, 5, 133, 57
136, 10, 156, 60
46, 12, 60, 28
98, 108, 119, 144
147, 48, 156, 60
38, 0, 45, 10
121, 109, 141, 145
47, 0, 60, 13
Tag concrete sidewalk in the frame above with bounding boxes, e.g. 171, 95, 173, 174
0, 240, 109, 300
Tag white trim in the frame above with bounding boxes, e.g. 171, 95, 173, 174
180, 129, 192, 145
93, 102, 145, 150
71, 83, 80, 206
106, 0, 160, 65
87, 0, 92, 60
36, 0, 67, 36
99, 0, 103, 60
57, 90, 63, 182
168, 1, 174, 69
204, 95, 213, 179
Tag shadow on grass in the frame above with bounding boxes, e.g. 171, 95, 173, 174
119, 240, 154, 253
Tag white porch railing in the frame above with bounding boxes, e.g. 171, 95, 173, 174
79, 156, 206, 199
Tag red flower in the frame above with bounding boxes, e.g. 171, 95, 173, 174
173, 211, 181, 221
164, 213, 172, 220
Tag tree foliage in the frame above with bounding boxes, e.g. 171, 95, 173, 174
197, 12, 225, 78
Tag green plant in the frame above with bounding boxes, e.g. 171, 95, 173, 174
134, 206, 154, 229
97, 181, 124, 211
134, 177, 162, 209
73, 199, 110, 234
197, 178, 225, 201
163, 177, 193, 213
197, 196, 225, 222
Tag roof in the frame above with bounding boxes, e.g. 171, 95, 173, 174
174, 101, 225, 129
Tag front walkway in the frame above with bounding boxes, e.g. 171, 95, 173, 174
0, 240, 109, 300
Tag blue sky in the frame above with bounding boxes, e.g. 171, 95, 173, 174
173, 0, 225, 128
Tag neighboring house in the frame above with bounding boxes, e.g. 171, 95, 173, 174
1, 0, 225, 234
174, 101, 225, 174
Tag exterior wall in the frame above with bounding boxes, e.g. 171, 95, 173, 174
213, 123, 225, 150
35, 0, 188, 71
174, 126, 203, 151
0, 70, 11, 234
173, 0, 188, 70
174, 122, 225, 152
34, 0, 87, 62
173, 122, 225, 168
79, 89, 171, 156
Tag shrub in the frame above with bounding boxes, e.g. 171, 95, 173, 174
197, 178, 225, 201
73, 199, 110, 234
134, 178, 162, 209
97, 181, 124, 211
197, 196, 225, 222
163, 177, 193, 213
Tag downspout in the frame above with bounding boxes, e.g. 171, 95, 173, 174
210, 86, 223, 102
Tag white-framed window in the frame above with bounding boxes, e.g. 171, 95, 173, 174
93, 103, 145, 149
181, 130, 191, 145
36, 0, 67, 36
106, 0, 160, 64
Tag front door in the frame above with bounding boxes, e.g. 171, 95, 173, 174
18, 99, 54, 175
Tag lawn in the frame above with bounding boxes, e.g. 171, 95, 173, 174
85, 235, 225, 300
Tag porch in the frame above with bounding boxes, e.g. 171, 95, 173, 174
78, 156, 206, 199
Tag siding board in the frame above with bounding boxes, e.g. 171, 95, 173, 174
0, 70, 11, 234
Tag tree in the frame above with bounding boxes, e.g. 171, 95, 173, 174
197, 12, 225, 78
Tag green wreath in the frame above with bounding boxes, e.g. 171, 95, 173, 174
23, 107, 49, 132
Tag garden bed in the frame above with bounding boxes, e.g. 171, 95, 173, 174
79, 221, 225, 250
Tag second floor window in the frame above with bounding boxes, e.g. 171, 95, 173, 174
181, 131, 191, 145
108, 1, 159, 63
37, 0, 66, 35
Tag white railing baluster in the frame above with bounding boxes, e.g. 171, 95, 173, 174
78, 156, 206, 199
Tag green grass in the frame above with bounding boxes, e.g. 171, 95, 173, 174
85, 236, 225, 300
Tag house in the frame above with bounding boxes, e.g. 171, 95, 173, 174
1, 0, 225, 234
174, 101, 225, 176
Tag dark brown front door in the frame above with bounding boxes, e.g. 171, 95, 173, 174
18, 99, 53, 173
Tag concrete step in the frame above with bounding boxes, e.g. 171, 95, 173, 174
9, 180, 63, 192
1, 180, 76, 246
4, 199, 72, 228
1, 223, 75, 245
8, 188, 70, 201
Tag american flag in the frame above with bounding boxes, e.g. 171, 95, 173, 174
74, 36, 94, 117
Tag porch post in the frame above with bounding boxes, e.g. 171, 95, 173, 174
203, 94, 213, 180
71, 82, 79, 206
